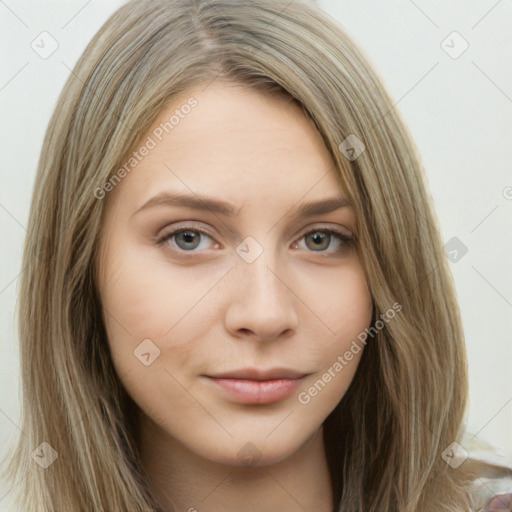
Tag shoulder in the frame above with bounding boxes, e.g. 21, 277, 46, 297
460, 435, 512, 512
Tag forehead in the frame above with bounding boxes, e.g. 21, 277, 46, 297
109, 81, 346, 212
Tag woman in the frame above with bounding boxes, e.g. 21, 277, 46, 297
3, 0, 511, 510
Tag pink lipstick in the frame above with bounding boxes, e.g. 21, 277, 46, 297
204, 367, 309, 405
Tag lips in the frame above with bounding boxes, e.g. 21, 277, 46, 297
206, 367, 309, 381
203, 367, 310, 405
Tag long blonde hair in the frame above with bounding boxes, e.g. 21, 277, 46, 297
2, 0, 488, 510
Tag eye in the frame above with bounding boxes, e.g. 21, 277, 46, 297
157, 227, 217, 252
155, 225, 353, 256
293, 228, 353, 255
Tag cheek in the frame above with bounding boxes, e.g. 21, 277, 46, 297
98, 242, 219, 345
331, 266, 372, 350
97, 248, 206, 423
297, 263, 372, 404
302, 259, 372, 348
97, 241, 229, 404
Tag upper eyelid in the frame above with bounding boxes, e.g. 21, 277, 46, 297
152, 208, 355, 239
160, 220, 352, 235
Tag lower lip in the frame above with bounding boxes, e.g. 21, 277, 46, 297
205, 377, 302, 404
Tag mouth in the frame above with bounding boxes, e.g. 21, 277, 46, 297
202, 367, 311, 405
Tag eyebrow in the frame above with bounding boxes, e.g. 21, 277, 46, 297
133, 191, 352, 218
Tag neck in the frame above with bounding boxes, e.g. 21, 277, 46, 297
138, 414, 334, 512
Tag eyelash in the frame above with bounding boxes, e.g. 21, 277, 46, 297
155, 225, 353, 257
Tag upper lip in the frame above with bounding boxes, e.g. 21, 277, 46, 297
205, 367, 309, 381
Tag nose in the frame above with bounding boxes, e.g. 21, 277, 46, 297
224, 248, 299, 342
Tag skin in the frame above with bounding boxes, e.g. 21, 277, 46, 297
96, 81, 373, 512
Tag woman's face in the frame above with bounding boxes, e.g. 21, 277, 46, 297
96, 81, 372, 467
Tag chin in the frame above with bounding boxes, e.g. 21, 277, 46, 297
194, 428, 321, 470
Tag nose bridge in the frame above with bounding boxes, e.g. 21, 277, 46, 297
238, 237, 287, 307
257, 253, 284, 296
225, 235, 298, 338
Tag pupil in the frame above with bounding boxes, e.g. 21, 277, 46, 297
178, 231, 199, 249
309, 231, 328, 250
